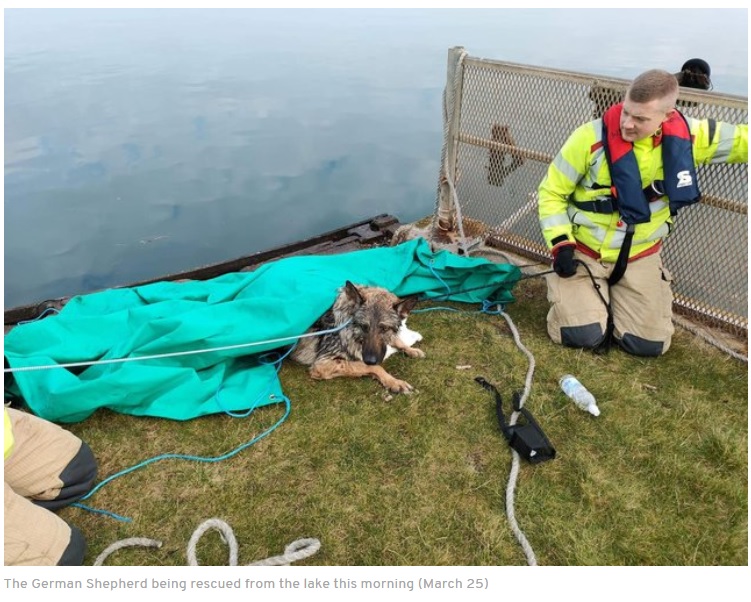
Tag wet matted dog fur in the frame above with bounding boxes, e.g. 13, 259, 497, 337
291, 281, 424, 393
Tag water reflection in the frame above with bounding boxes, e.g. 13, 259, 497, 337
4, 9, 748, 307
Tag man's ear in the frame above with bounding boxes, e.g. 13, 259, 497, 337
663, 108, 677, 122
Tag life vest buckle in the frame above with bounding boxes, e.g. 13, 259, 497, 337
646, 180, 665, 201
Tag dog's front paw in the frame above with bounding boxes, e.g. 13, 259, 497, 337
404, 347, 426, 359
387, 378, 415, 394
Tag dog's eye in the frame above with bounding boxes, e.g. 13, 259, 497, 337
359, 323, 369, 333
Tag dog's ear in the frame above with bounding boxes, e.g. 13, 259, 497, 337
343, 280, 365, 305
394, 295, 419, 319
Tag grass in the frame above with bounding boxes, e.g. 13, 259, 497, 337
57, 276, 748, 566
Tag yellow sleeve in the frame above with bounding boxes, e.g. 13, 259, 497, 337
691, 119, 748, 165
538, 122, 594, 248
4, 408, 14, 460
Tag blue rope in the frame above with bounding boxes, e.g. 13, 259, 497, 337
17, 307, 60, 325
414, 300, 505, 315
60, 321, 353, 522
421, 265, 505, 315
73, 394, 292, 522
480, 299, 504, 315
428, 260, 452, 296
413, 306, 461, 313
212, 344, 297, 418
65, 274, 501, 522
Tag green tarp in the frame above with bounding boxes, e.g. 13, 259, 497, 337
4, 239, 521, 423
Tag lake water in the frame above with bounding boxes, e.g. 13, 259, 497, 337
4, 8, 748, 308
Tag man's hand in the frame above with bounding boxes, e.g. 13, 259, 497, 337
552, 243, 577, 278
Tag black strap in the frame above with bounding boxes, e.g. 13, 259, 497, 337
573, 183, 665, 215
708, 118, 717, 145
607, 223, 635, 286
572, 197, 617, 214
574, 260, 614, 354
474, 377, 556, 464
475, 377, 510, 438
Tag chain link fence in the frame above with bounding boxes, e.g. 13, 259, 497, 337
429, 47, 748, 341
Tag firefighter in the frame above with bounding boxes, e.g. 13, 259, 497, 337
4, 407, 97, 565
538, 69, 748, 356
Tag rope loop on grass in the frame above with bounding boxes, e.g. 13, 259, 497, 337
248, 537, 322, 566
94, 537, 163, 566
187, 518, 320, 566
187, 518, 239, 566
93, 518, 321, 566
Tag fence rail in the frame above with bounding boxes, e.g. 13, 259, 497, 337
431, 47, 748, 339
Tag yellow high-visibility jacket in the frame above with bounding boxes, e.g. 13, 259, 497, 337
4, 408, 14, 460
538, 117, 748, 262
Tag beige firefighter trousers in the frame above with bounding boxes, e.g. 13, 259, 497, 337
546, 248, 674, 356
4, 408, 96, 565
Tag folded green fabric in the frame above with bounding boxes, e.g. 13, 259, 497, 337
4, 239, 520, 423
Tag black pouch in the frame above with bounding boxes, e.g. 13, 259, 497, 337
475, 377, 556, 464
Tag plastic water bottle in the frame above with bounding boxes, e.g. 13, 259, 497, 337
559, 374, 600, 416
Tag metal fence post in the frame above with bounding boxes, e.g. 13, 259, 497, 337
435, 46, 467, 235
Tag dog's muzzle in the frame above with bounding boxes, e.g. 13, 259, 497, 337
362, 352, 381, 366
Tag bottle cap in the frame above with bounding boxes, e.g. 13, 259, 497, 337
588, 405, 601, 417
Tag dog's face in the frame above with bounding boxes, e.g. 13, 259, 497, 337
337, 281, 418, 365
291, 280, 424, 393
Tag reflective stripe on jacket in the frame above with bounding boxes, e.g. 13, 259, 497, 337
538, 115, 748, 262
4, 408, 14, 460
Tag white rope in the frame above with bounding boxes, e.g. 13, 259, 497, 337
187, 518, 239, 566
672, 314, 747, 363
93, 537, 162, 566
3, 321, 350, 374
248, 538, 322, 566
437, 48, 472, 256
499, 310, 539, 566
444, 168, 472, 256
187, 518, 321, 566
445, 49, 471, 256
469, 245, 747, 364
93, 518, 320, 566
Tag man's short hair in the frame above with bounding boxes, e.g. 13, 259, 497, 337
626, 69, 679, 108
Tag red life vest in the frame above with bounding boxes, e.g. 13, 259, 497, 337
602, 103, 700, 224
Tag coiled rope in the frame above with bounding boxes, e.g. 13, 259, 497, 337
13, 276, 538, 566
93, 518, 321, 566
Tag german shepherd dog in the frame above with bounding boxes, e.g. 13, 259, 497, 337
291, 281, 424, 393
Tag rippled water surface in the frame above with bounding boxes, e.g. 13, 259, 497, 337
4, 8, 748, 307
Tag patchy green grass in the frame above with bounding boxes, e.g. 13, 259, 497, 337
58, 277, 747, 566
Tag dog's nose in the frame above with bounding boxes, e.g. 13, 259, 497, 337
362, 352, 379, 366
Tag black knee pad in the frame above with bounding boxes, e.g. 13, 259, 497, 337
57, 524, 86, 566
616, 333, 664, 357
560, 323, 607, 349
36, 442, 98, 511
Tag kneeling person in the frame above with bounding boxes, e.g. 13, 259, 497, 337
538, 69, 747, 356
4, 407, 97, 565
